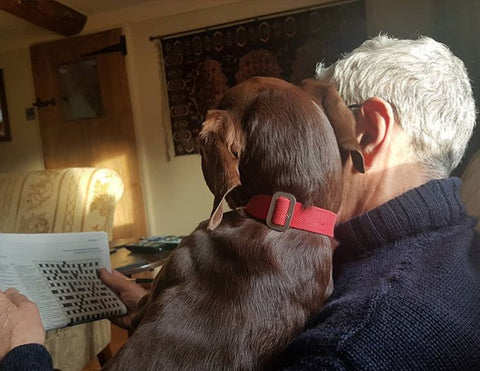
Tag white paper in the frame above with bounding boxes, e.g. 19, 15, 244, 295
0, 232, 126, 331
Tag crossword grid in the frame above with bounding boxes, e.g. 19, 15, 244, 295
36, 260, 125, 325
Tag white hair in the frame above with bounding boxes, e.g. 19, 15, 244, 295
316, 35, 476, 178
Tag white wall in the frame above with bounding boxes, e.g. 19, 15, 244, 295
366, 0, 435, 37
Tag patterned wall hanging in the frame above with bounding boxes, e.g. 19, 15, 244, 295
157, 0, 366, 156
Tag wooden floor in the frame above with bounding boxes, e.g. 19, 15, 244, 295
82, 324, 128, 371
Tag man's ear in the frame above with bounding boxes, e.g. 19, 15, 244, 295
356, 97, 396, 168
198, 110, 243, 230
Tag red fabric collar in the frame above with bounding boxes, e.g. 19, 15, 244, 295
243, 192, 337, 236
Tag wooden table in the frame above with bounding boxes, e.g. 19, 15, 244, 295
109, 238, 172, 275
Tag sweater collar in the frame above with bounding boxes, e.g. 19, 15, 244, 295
334, 178, 468, 252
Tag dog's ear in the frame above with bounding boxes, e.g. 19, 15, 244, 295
301, 79, 365, 173
198, 110, 243, 230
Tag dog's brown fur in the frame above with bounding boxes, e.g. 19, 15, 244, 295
104, 77, 363, 371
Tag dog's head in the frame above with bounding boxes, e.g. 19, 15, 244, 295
199, 76, 364, 230
301, 79, 365, 173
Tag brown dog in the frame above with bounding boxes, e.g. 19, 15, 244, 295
104, 77, 364, 371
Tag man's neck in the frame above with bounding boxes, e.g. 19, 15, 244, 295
337, 163, 431, 224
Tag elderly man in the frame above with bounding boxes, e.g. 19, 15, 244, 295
1, 35, 479, 370
275, 35, 480, 369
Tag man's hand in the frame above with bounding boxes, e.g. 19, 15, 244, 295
0, 288, 45, 360
100, 269, 148, 331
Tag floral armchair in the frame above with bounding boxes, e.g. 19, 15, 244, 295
0, 167, 124, 371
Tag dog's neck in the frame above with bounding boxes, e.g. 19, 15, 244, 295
243, 193, 337, 236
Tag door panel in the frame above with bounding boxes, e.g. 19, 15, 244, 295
30, 28, 146, 240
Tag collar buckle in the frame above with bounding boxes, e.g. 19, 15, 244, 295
266, 192, 296, 232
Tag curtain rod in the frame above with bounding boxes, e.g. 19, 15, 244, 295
148, 0, 356, 42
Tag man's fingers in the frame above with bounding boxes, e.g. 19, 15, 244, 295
100, 268, 131, 290
111, 269, 129, 279
100, 268, 129, 280
5, 289, 30, 307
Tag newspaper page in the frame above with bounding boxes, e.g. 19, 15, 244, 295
0, 232, 127, 331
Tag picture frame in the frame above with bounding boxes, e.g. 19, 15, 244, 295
0, 69, 11, 142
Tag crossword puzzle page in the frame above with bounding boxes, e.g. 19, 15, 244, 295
0, 232, 127, 330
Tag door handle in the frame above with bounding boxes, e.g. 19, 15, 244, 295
33, 97, 56, 108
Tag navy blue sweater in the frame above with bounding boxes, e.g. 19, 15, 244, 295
0, 344, 52, 371
2, 178, 479, 370
276, 177, 480, 370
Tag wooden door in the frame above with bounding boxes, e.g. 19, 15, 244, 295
30, 28, 146, 240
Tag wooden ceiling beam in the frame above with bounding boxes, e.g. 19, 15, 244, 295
0, 0, 87, 37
